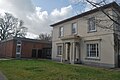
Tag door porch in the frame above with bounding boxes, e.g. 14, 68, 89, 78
60, 35, 81, 64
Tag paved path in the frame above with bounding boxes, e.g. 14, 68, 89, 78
0, 72, 8, 80
0, 59, 10, 60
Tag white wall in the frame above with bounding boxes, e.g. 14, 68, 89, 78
52, 8, 116, 67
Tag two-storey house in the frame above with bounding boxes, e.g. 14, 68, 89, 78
50, 2, 120, 68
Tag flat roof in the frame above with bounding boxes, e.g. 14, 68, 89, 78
0, 37, 51, 44
50, 2, 120, 27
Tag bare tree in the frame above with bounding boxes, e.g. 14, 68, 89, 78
71, 0, 120, 32
87, 0, 120, 25
38, 33, 52, 41
71, 0, 120, 56
0, 13, 27, 40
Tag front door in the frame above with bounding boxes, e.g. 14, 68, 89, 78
65, 42, 80, 64
64, 43, 71, 63
67, 43, 70, 61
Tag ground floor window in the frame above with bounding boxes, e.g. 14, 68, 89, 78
16, 40, 21, 54
57, 46, 62, 55
16, 45, 21, 53
87, 43, 99, 58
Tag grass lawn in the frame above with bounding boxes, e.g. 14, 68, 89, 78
0, 60, 120, 80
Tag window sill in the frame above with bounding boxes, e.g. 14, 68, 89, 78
85, 57, 100, 61
72, 33, 77, 35
58, 36, 64, 38
88, 30, 97, 33
56, 55, 62, 57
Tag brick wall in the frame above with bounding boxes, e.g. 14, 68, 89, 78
0, 38, 51, 58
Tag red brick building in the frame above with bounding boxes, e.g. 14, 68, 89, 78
0, 37, 51, 59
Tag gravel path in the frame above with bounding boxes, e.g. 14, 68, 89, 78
0, 72, 8, 80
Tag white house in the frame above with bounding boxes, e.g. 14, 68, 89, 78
50, 2, 120, 68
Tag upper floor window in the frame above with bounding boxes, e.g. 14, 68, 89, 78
59, 27, 63, 37
72, 23, 77, 34
88, 17, 96, 32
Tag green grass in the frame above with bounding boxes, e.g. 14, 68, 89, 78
0, 59, 120, 80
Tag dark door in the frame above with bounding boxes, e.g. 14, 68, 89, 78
46, 49, 51, 59
43, 48, 51, 59
118, 40, 120, 67
32, 49, 37, 58
118, 55, 120, 67
38, 49, 43, 58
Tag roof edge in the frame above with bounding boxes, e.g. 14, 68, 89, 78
0, 37, 51, 44
50, 2, 119, 27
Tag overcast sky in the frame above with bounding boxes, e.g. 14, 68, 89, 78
0, 0, 119, 38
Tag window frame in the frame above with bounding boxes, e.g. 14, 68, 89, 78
57, 46, 62, 55
86, 43, 99, 59
16, 45, 21, 53
59, 26, 64, 37
16, 40, 22, 54
88, 17, 96, 32
72, 22, 77, 34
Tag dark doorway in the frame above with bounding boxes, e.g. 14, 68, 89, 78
118, 55, 120, 67
32, 48, 51, 59
43, 48, 51, 59
32, 49, 37, 58
47, 49, 51, 59
118, 40, 120, 67
68, 43, 70, 60
38, 49, 43, 58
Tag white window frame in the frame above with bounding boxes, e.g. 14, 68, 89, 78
16, 45, 21, 53
16, 41, 21, 54
57, 46, 62, 55
59, 26, 64, 37
72, 23, 77, 34
86, 43, 99, 59
88, 17, 96, 32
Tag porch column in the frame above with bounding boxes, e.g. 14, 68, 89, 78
75, 45, 79, 60
70, 43, 72, 63
65, 43, 68, 60
72, 42, 75, 64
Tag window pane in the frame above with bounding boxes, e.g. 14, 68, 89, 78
88, 17, 96, 31
72, 23, 77, 34
86, 43, 99, 58
87, 44, 89, 57
57, 46, 62, 55
17, 41, 21, 44
17, 45, 21, 52
60, 27, 63, 37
